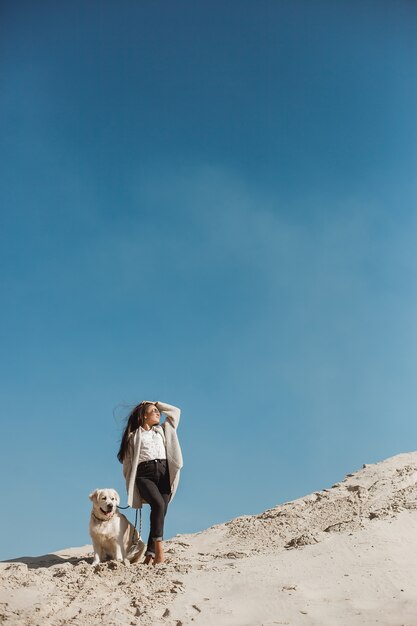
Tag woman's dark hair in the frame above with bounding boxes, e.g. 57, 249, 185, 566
117, 402, 150, 463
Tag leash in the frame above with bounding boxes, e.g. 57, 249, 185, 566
135, 508, 143, 539
117, 505, 142, 542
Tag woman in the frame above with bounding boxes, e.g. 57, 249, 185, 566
117, 400, 183, 565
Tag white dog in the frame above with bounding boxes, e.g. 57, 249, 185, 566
89, 488, 146, 565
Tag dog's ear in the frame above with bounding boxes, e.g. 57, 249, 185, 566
112, 490, 120, 506
89, 490, 98, 502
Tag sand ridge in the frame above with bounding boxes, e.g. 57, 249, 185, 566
2, 452, 417, 625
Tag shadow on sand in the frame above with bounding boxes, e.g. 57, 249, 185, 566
1, 552, 93, 570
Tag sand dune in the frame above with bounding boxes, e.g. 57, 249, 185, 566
2, 452, 417, 625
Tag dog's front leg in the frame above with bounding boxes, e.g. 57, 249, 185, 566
91, 540, 102, 565
114, 542, 125, 562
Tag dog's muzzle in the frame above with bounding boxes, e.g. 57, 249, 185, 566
100, 506, 114, 516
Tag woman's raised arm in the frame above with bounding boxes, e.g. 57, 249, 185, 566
156, 401, 181, 429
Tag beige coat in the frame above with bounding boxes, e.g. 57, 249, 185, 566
123, 401, 183, 509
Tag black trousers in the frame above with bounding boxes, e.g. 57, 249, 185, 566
135, 458, 171, 556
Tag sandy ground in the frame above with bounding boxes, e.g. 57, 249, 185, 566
2, 452, 417, 626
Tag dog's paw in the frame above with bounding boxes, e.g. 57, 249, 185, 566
123, 558, 131, 567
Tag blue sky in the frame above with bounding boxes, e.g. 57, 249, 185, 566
1, 1, 416, 560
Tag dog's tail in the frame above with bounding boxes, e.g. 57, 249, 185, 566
126, 538, 147, 563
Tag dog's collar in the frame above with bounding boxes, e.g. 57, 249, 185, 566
92, 511, 115, 523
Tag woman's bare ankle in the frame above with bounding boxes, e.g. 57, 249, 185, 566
153, 540, 164, 564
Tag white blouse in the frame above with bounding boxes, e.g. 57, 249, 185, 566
138, 426, 167, 462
